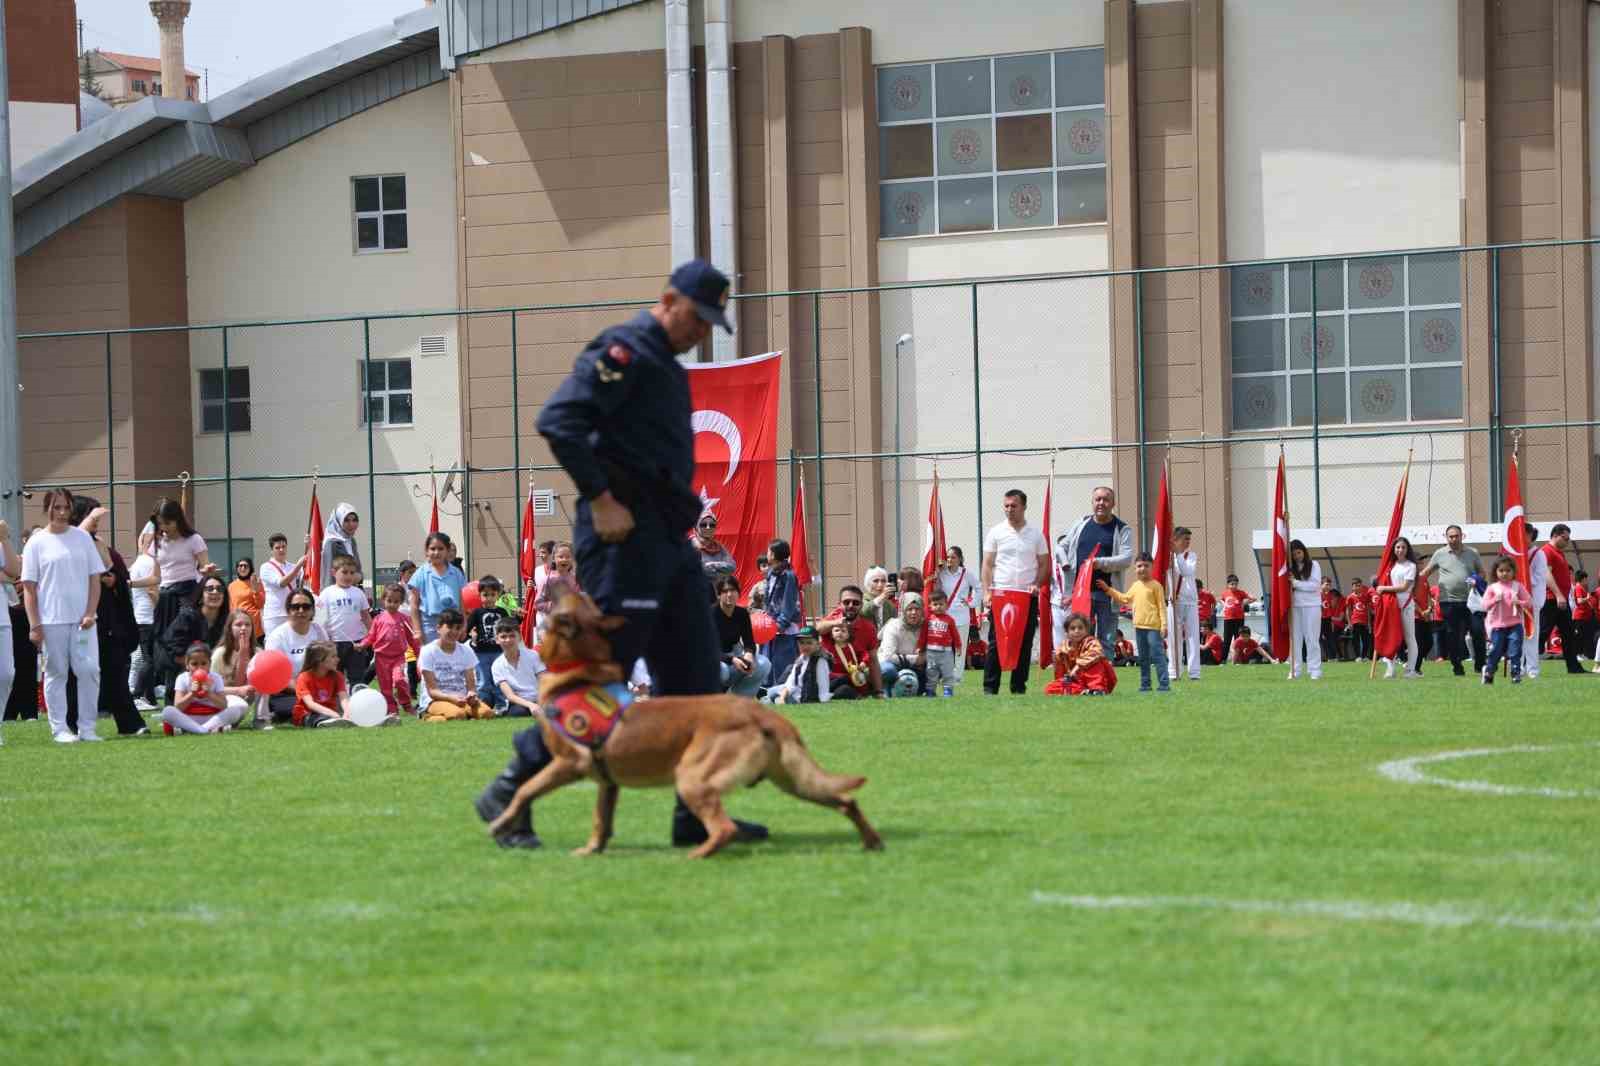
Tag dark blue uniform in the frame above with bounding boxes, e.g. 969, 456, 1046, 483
534, 310, 721, 695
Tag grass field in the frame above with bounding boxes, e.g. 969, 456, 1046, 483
3, 660, 1598, 1065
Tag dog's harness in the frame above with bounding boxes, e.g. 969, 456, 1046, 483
542, 680, 635, 785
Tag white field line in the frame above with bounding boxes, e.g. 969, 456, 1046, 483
1376, 743, 1600, 799
1030, 892, 1600, 934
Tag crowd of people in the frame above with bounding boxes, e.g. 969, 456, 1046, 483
0, 490, 595, 745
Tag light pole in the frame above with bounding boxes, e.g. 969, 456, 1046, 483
893, 333, 912, 568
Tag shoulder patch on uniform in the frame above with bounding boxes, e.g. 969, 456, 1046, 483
606, 344, 633, 366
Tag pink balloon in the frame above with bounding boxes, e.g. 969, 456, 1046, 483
461, 581, 483, 613
247, 650, 293, 694
749, 610, 778, 645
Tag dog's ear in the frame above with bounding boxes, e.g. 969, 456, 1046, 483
596, 615, 627, 633
552, 614, 579, 639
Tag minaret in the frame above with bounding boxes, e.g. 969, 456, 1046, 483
149, 1, 192, 100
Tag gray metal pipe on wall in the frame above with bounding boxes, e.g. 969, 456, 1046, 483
0, 1, 23, 534
704, 0, 739, 359
666, 0, 698, 266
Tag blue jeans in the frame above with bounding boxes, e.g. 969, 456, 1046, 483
1134, 627, 1170, 691
766, 634, 798, 687
1092, 599, 1118, 655
475, 648, 503, 708
719, 654, 771, 698
1484, 624, 1524, 679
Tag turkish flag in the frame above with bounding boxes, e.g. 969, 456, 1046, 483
1070, 544, 1101, 619
306, 487, 324, 595
685, 351, 783, 593
1503, 455, 1533, 636
1269, 452, 1291, 662
428, 496, 439, 536
518, 482, 538, 648
991, 589, 1033, 671
1150, 460, 1174, 593
1370, 463, 1411, 660
1037, 476, 1053, 669
791, 471, 817, 590
922, 470, 947, 588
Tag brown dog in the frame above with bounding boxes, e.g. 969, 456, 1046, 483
487, 591, 883, 858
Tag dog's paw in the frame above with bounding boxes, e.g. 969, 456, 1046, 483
571, 843, 604, 857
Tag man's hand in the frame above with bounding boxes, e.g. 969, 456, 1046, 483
79, 614, 96, 631
982, 588, 993, 609
28, 624, 42, 648
590, 491, 635, 543
0, 519, 11, 541
732, 656, 753, 675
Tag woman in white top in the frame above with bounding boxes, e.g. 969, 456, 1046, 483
0, 519, 18, 745
20, 489, 107, 743
937, 546, 979, 680
149, 498, 218, 695
1286, 540, 1323, 680
1374, 536, 1420, 679
264, 587, 330, 723
127, 529, 161, 707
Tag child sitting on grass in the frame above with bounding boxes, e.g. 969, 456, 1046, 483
418, 608, 493, 721
162, 641, 245, 735
1112, 629, 1135, 666
1046, 612, 1117, 696
294, 641, 356, 729
765, 626, 832, 705
491, 618, 544, 717
1229, 625, 1276, 664
1099, 553, 1169, 693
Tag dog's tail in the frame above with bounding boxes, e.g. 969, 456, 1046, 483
756, 707, 867, 803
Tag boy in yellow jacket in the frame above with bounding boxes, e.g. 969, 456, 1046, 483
1098, 553, 1169, 693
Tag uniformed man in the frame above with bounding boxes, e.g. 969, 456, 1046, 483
473, 260, 768, 849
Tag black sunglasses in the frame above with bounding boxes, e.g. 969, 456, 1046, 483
288, 602, 314, 611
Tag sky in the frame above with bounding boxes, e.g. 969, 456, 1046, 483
76, 0, 426, 100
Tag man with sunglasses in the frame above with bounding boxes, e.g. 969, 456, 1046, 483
822, 587, 884, 698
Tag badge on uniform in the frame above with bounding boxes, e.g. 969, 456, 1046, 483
595, 343, 633, 384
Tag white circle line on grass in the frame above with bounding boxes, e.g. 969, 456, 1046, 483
1376, 743, 1600, 799
1030, 892, 1600, 934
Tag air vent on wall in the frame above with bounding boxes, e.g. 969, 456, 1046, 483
419, 335, 448, 357
532, 490, 556, 517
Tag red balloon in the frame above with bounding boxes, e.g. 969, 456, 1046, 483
461, 581, 483, 613
246, 649, 293, 694
749, 610, 778, 645
190, 668, 211, 696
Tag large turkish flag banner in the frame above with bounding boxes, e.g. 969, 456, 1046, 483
685, 351, 783, 593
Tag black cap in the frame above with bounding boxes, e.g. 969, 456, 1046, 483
668, 259, 733, 333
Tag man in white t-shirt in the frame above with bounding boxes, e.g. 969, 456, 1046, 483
20, 495, 107, 743
979, 488, 1050, 695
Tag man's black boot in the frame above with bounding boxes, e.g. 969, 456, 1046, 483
474, 758, 542, 850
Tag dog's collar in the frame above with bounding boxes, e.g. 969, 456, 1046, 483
542, 660, 586, 674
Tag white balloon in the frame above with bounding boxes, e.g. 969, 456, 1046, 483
348, 687, 390, 728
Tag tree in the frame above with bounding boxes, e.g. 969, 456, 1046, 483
80, 50, 104, 99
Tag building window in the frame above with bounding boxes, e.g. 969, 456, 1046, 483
152, 80, 162, 96
1228, 254, 1464, 430
353, 175, 408, 253
132, 79, 146, 94
198, 368, 251, 433
877, 48, 1106, 238
359, 359, 413, 426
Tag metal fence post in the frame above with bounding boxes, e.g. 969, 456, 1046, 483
511, 310, 521, 487
222, 326, 234, 557
363, 317, 378, 579
1489, 248, 1503, 516
1134, 274, 1147, 533
971, 283, 983, 548
814, 293, 825, 596
1311, 260, 1321, 526
104, 331, 114, 547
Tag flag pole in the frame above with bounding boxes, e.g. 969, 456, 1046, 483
1368, 449, 1413, 680
1165, 441, 1182, 684
1278, 441, 1293, 681
178, 470, 190, 514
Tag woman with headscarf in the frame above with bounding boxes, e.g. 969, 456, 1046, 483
320, 504, 362, 590
692, 513, 737, 597
228, 555, 265, 641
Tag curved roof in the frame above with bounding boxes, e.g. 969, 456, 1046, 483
11, 5, 443, 255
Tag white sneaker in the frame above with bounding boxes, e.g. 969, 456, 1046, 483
134, 698, 157, 712
1403, 670, 1422, 679
78, 733, 104, 742
52, 733, 79, 744
1383, 662, 1396, 679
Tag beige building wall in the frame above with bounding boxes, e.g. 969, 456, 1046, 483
9, 100, 78, 166
184, 82, 463, 572
14, 197, 194, 556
